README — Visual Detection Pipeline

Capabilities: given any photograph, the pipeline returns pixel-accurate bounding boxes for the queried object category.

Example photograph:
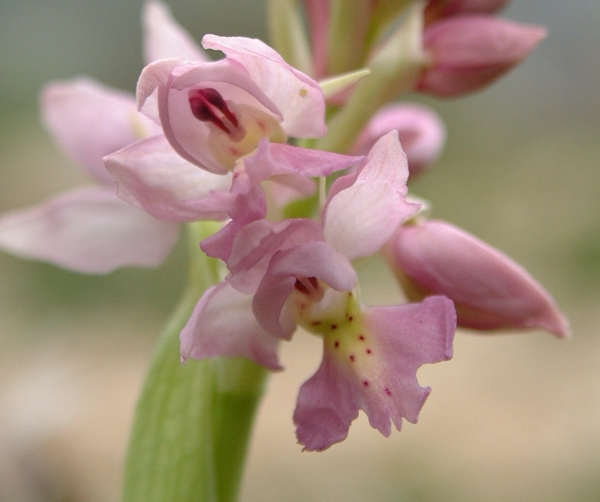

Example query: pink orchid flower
[132,34,326,175]
[384,220,570,337]
[350,103,446,177]
[181,132,457,451]
[419,15,547,97]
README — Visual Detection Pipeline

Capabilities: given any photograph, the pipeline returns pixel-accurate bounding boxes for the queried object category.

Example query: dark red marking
[349,354,355,362]
[362,380,369,387]
[358,335,365,341]
[294,279,310,295]
[366,349,372,354]
[384,387,392,396]
[330,324,338,330]
[334,341,340,348]
[189,88,239,134]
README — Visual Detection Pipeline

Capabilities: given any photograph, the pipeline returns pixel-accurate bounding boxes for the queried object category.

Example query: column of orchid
[0,1,569,501]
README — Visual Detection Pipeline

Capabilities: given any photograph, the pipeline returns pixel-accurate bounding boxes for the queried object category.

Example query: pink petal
[0,187,179,274]
[235,140,362,195]
[387,220,570,337]
[202,35,327,138]
[294,296,456,451]
[226,218,325,294]
[41,78,159,185]
[324,131,420,261]
[181,281,282,370]
[104,134,232,222]
[252,241,358,339]
[143,0,207,64]
[350,103,446,177]
[419,16,546,96]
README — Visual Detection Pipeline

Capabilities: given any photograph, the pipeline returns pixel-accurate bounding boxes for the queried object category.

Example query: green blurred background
[1,1,599,501]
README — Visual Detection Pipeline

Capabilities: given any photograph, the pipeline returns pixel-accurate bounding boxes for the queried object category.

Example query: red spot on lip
[349,354,355,362]
[384,387,392,396]
[366,349,372,354]
[311,320,322,326]
[358,335,365,341]
[330,324,338,330]
[362,380,369,387]
[334,341,340,348]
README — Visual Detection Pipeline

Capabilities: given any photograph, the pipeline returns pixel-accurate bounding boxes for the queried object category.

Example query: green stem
[122,222,268,502]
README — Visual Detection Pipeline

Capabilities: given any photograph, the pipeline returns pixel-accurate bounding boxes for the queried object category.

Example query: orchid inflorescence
[0,0,568,461]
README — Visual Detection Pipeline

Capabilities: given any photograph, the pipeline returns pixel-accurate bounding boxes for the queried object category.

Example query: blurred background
[1,1,599,500]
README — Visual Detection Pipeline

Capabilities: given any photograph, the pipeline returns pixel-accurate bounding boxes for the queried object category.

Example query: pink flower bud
[384,220,570,337]
[425,0,510,24]
[418,16,547,97]
[350,104,446,177]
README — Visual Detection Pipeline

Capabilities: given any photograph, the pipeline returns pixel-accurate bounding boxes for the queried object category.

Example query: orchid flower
[129,34,326,175]
[181,132,457,450]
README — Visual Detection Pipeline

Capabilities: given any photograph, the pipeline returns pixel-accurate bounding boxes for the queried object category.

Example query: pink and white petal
[202,35,327,138]
[324,131,420,261]
[143,0,207,64]
[294,296,456,451]
[180,281,282,370]
[104,135,232,222]
[136,58,183,123]
[0,187,179,274]
[252,242,358,339]
[200,185,267,262]
[389,220,571,337]
[235,141,361,195]
[41,78,159,185]
[350,103,446,176]
[227,218,325,294]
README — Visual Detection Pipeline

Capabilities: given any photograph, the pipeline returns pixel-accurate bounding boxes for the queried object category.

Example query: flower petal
[252,241,358,339]
[180,281,282,370]
[350,103,446,177]
[0,187,179,274]
[324,131,420,260]
[104,135,232,222]
[294,296,456,451]
[143,0,207,64]
[202,35,327,138]
[41,78,159,185]
[387,220,570,337]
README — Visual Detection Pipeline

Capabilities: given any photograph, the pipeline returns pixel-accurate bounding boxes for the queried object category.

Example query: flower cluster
[0,0,568,451]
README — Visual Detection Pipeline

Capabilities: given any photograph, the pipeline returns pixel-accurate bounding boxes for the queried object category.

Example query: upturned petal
[42,78,159,185]
[386,220,570,337]
[419,16,546,96]
[323,131,420,261]
[350,103,446,176]
[180,281,282,370]
[143,0,208,64]
[294,295,456,451]
[202,35,327,138]
[0,187,179,274]
[104,134,232,222]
